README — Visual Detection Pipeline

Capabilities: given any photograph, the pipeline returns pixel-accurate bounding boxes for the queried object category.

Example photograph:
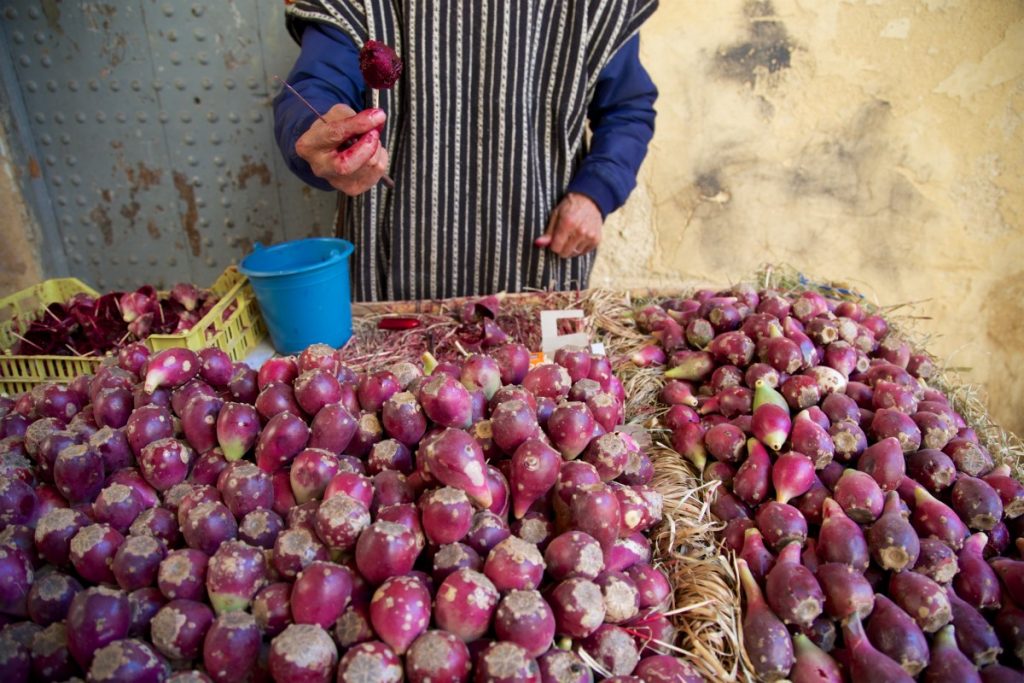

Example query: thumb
[535,205,560,247]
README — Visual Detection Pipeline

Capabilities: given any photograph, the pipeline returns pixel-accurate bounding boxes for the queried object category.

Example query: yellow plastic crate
[0,278,105,393]
[0,268,267,395]
[147,267,267,363]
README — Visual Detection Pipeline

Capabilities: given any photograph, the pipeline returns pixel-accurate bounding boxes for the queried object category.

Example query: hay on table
[608,338,749,681]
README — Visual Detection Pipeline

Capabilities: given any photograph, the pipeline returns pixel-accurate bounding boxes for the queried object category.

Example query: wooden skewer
[275,76,395,189]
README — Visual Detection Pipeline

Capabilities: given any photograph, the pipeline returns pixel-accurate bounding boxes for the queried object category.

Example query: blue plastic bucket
[239,238,355,354]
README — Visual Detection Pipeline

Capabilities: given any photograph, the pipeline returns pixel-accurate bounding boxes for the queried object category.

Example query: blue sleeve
[566,35,658,218]
[273,23,368,191]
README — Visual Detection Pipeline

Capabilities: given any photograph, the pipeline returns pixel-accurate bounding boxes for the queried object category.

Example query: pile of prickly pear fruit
[635,284,1024,682]
[0,318,705,681]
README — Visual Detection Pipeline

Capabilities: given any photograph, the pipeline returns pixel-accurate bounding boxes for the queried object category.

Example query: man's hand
[535,193,604,258]
[294,104,390,196]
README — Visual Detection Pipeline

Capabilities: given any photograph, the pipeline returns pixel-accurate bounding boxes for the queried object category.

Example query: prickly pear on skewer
[359,40,404,89]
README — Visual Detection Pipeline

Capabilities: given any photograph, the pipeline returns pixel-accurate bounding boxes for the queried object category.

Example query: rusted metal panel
[0,0,336,290]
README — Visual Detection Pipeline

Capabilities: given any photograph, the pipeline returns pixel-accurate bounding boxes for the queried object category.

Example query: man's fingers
[548,219,573,254]
[535,207,560,247]
[535,193,603,257]
[369,145,390,178]
[332,130,380,176]
[562,237,588,259]
[325,103,356,119]
[326,108,387,144]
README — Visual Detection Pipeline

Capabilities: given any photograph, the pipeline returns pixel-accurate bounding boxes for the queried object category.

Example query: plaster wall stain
[714,0,795,87]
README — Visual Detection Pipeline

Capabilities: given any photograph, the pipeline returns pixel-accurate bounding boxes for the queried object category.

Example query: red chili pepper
[377,317,421,330]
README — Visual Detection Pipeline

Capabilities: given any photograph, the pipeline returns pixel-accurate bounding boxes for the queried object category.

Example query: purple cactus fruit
[151,597,215,662]
[255,411,310,473]
[66,586,131,669]
[144,348,201,393]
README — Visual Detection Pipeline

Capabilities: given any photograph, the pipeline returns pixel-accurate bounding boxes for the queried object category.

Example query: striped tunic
[285,0,658,301]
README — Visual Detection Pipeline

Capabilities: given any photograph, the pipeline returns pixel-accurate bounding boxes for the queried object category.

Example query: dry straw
[603,292,752,681]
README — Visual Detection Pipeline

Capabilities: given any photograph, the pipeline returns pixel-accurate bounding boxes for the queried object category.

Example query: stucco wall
[594,0,1024,435]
